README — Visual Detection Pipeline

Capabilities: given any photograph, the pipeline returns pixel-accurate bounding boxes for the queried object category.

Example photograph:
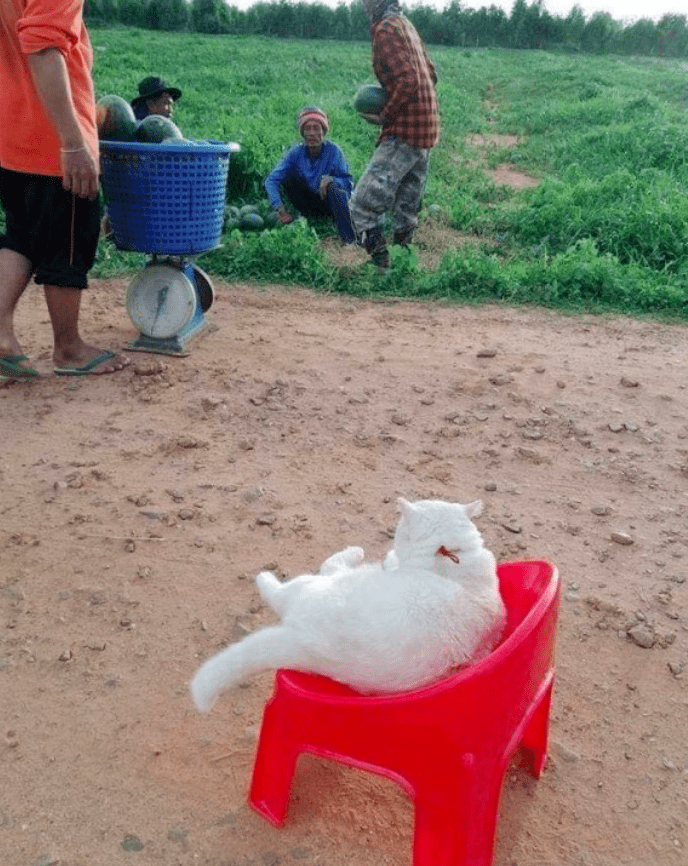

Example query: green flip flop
[54,350,117,377]
[0,354,40,379]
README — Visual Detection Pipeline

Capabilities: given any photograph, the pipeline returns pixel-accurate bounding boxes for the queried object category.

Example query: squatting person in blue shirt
[265,106,356,244]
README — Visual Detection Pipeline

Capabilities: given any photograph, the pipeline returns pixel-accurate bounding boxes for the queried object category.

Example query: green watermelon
[135,115,184,144]
[353,84,388,116]
[240,212,265,231]
[96,95,137,142]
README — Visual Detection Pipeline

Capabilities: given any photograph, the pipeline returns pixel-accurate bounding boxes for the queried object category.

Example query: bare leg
[0,248,33,365]
[44,285,129,374]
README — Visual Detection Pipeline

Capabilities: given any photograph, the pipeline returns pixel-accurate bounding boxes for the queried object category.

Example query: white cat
[190,497,506,713]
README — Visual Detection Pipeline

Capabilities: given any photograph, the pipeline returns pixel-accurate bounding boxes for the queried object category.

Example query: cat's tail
[190,625,305,713]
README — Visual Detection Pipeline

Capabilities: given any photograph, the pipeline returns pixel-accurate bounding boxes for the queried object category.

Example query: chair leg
[248,702,299,826]
[411,771,504,866]
[520,672,554,779]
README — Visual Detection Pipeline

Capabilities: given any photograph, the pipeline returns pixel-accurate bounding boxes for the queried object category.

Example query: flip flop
[0,354,40,379]
[54,349,121,377]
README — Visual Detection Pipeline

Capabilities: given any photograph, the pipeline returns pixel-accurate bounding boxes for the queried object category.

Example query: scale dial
[126,264,196,339]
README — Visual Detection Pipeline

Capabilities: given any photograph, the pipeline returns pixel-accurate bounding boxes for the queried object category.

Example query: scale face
[126,264,196,339]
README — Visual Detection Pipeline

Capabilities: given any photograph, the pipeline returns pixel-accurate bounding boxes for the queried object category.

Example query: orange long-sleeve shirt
[0,0,98,176]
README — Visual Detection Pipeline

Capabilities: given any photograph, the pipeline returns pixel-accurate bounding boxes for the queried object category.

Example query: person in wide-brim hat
[131,76,182,121]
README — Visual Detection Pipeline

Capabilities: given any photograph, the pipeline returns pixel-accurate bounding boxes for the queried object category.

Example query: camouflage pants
[349,137,430,238]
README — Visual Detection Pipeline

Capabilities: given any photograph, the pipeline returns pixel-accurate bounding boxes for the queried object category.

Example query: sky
[482,0,685,23]
[228,0,687,26]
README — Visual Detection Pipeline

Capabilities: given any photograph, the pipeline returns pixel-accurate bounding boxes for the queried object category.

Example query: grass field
[89,28,688,319]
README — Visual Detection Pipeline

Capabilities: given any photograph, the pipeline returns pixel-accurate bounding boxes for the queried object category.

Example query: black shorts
[0,167,101,289]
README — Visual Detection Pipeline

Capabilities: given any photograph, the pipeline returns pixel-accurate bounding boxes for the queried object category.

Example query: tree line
[84,0,688,58]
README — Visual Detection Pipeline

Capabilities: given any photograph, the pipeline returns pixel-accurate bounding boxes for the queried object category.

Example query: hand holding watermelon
[359,112,384,125]
[353,84,388,125]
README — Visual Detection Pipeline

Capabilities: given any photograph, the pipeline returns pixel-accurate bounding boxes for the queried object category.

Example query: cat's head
[393,497,486,564]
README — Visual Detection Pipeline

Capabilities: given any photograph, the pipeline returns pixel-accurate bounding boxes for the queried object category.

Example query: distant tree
[581,11,618,54]
[84,0,104,24]
[118,0,148,27]
[191,0,232,34]
[101,0,120,24]
[484,6,510,48]
[302,3,334,39]
[522,0,544,48]
[509,0,529,49]
[85,0,686,59]
[331,3,351,42]
[147,0,189,31]
[527,2,562,49]
[242,3,265,35]
[349,1,370,40]
[619,18,657,56]
[563,5,586,49]
[223,4,243,32]
[460,7,506,48]
[260,0,295,37]
[440,1,463,46]
[407,6,438,44]
[85,0,119,25]
[655,14,688,57]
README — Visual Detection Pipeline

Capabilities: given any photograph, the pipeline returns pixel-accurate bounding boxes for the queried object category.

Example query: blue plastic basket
[100,140,232,255]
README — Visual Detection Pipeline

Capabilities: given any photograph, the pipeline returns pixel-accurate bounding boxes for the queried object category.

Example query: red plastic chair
[249,560,560,866]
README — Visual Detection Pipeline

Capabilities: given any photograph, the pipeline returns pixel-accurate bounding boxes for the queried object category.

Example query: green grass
[88,30,688,320]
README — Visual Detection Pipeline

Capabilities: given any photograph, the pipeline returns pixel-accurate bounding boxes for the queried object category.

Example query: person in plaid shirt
[350,0,440,270]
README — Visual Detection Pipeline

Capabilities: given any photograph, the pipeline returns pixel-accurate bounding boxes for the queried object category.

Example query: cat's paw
[320,546,365,574]
[383,549,399,570]
[255,571,281,601]
[340,546,365,568]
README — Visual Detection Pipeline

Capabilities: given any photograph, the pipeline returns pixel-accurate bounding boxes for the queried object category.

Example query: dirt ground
[2,149,688,865]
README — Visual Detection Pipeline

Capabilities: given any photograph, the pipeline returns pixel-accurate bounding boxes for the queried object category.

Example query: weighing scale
[125,255,215,356]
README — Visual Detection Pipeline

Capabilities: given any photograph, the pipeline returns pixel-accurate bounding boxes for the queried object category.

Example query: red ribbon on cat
[437,546,460,563]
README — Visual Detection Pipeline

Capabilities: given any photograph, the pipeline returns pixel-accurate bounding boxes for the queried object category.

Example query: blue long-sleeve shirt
[264,140,354,209]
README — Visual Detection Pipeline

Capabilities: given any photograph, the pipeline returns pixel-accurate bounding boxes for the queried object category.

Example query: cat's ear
[397,496,412,514]
[464,500,484,519]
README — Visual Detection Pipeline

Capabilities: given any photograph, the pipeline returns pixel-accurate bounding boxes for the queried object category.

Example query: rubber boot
[393,228,414,247]
[362,226,390,271]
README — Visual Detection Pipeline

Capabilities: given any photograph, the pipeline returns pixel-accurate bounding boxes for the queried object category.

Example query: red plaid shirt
[371,12,440,150]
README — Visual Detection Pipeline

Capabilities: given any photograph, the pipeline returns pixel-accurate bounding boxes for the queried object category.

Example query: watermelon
[353,84,388,116]
[97,95,137,142]
[240,212,265,231]
[135,115,184,144]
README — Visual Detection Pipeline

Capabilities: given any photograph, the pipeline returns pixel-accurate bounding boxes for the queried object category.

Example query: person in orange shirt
[0,0,129,378]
